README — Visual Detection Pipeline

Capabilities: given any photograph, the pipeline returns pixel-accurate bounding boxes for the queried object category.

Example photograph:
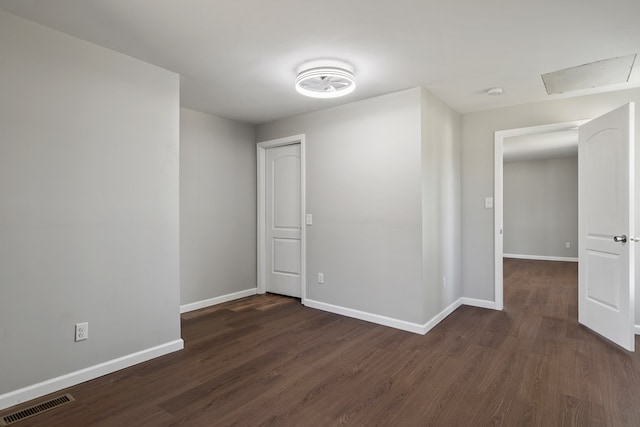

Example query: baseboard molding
[304,299,427,334]
[635,324,640,335]
[503,253,578,263]
[460,297,498,310]
[305,298,464,335]
[180,288,257,314]
[0,339,184,411]
[422,298,463,335]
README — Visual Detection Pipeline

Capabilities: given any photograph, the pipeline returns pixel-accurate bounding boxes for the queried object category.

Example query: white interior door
[265,143,302,297]
[578,103,635,351]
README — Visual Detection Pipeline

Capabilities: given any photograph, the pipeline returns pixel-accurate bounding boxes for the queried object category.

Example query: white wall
[257,89,425,323]
[0,11,181,400]
[180,108,256,306]
[257,88,462,326]
[420,89,462,318]
[461,87,640,325]
[503,157,578,259]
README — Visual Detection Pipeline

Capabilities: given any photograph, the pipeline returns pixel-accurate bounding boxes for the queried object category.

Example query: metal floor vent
[0,394,75,426]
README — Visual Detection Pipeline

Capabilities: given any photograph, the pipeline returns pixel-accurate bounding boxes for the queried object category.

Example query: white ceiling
[1,0,640,124]
[504,130,578,163]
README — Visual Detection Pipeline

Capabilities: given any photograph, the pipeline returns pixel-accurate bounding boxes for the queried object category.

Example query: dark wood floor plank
[3,259,640,426]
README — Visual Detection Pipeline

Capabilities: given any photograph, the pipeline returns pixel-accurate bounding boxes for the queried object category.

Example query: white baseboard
[304,298,464,335]
[304,299,427,334]
[460,297,498,310]
[422,298,463,335]
[503,253,578,262]
[180,288,257,314]
[635,324,640,335]
[0,339,184,411]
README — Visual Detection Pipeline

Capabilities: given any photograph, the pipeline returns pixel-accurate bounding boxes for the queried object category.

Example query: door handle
[613,235,627,243]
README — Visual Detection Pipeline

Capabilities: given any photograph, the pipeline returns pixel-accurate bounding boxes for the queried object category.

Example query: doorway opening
[494,106,637,351]
[494,120,587,311]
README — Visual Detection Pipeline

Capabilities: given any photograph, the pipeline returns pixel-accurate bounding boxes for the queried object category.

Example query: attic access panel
[542,54,636,95]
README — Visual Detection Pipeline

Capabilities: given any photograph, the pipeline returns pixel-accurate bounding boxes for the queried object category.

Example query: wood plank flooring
[3,259,640,426]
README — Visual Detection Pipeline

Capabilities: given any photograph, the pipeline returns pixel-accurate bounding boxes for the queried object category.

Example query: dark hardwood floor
[3,259,640,426]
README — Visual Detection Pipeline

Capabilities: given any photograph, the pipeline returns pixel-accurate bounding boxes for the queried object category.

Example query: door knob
[613,235,627,243]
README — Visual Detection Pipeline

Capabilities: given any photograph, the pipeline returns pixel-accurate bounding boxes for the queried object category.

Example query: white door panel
[585,129,623,235]
[273,238,301,274]
[273,155,301,231]
[578,103,635,351]
[585,248,621,310]
[265,144,301,297]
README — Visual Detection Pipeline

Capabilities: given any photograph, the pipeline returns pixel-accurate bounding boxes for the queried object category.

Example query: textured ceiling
[1,0,639,124]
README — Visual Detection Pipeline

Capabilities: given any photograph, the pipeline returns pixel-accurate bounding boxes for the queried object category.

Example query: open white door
[578,103,635,351]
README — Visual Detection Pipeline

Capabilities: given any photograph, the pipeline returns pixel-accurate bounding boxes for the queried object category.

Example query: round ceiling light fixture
[295,61,356,99]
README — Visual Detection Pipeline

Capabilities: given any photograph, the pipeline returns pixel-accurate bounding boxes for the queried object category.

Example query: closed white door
[265,143,301,297]
[578,103,635,351]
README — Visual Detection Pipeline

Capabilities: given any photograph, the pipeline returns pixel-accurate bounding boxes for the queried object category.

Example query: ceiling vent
[542,54,636,95]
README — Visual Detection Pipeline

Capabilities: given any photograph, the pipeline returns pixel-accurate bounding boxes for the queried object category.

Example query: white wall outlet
[442,276,447,289]
[75,322,88,342]
[565,242,571,249]
[484,197,493,209]
[318,272,324,284]
[306,214,313,225]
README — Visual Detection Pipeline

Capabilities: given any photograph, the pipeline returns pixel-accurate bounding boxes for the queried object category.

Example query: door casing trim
[257,134,306,303]
[494,120,587,311]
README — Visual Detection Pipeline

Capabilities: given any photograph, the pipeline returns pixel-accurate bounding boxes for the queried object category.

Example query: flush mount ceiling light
[295,61,356,98]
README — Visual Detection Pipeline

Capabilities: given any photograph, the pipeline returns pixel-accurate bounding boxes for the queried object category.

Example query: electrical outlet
[318,273,324,284]
[565,242,571,249]
[75,322,88,342]
[442,276,447,289]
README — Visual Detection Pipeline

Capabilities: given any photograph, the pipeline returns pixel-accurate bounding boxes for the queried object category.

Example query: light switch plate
[484,197,493,209]
[306,214,313,225]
